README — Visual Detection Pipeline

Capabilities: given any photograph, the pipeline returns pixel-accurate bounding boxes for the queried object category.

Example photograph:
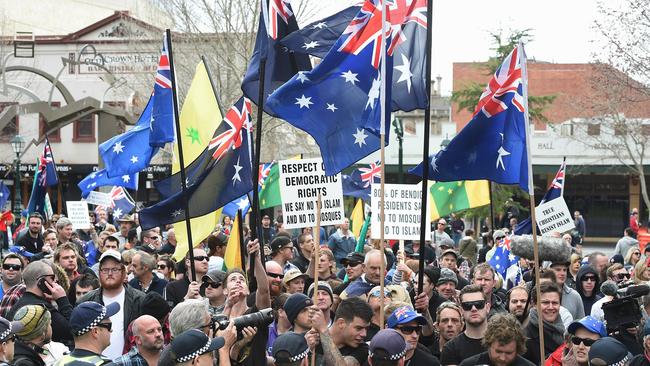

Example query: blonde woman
[624,245,642,268]
[633,259,650,284]
[566,253,582,289]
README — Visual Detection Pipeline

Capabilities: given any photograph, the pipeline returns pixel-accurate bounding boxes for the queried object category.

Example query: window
[560,123,573,136]
[39,102,61,142]
[73,114,95,142]
[0,102,19,142]
[587,123,600,136]
[614,123,627,136]
[642,124,650,136]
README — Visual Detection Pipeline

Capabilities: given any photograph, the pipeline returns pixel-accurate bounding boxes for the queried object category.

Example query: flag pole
[378,0,388,330]
[488,181,495,230]
[519,41,545,365]
[417,0,434,294]
[311,194,322,366]
[165,29,197,282]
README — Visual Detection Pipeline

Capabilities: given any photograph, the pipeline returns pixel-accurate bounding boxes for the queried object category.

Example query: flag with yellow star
[429,180,490,220]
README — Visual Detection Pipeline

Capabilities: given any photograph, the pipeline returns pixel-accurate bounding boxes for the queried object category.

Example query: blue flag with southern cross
[100,96,158,178]
[410,45,529,192]
[78,169,138,198]
[150,33,176,147]
[26,139,59,217]
[0,181,9,210]
[109,186,136,222]
[342,161,381,201]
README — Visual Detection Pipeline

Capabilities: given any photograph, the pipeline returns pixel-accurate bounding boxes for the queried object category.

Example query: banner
[65,201,91,230]
[278,158,345,229]
[84,191,112,207]
[371,184,431,240]
[535,196,575,236]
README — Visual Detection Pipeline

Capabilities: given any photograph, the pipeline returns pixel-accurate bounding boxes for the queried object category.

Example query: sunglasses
[203,281,221,289]
[633,252,641,256]
[460,300,486,311]
[396,325,422,335]
[267,272,284,279]
[582,276,597,282]
[369,289,391,298]
[495,236,505,240]
[193,256,209,262]
[2,264,22,271]
[571,336,597,347]
[345,262,362,268]
[148,236,160,240]
[96,323,112,332]
[616,273,631,280]
[157,264,167,270]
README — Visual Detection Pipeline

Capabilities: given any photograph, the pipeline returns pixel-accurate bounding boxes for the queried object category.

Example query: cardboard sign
[66,201,91,230]
[278,158,345,229]
[535,197,575,236]
[84,191,112,207]
[371,184,431,240]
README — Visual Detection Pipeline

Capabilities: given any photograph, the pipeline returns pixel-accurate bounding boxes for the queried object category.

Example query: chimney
[436,75,442,96]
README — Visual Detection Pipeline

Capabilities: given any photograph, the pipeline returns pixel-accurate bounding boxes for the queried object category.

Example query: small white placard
[535,197,575,236]
[66,201,91,230]
[371,184,431,240]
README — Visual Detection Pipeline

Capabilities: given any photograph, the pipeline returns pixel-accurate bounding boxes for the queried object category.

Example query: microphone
[622,284,650,298]
[510,235,571,263]
[600,280,619,297]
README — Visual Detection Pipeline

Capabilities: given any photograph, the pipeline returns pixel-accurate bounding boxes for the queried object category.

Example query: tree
[451,29,556,225]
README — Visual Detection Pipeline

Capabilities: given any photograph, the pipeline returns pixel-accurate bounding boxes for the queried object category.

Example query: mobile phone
[37,278,52,295]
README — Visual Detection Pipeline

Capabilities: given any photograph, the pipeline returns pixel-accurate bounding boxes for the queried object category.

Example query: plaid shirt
[114,347,148,366]
[0,284,25,318]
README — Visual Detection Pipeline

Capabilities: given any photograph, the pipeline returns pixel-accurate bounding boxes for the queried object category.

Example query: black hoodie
[576,265,602,315]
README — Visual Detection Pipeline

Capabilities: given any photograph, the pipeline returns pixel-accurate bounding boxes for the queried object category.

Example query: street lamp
[10,134,24,226]
[392,117,404,183]
[440,134,451,150]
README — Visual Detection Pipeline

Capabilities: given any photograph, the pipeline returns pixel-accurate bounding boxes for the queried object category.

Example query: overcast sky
[298,0,607,95]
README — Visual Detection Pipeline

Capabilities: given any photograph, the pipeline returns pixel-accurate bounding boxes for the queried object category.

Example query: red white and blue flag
[150,33,176,147]
[110,186,135,220]
[208,98,252,163]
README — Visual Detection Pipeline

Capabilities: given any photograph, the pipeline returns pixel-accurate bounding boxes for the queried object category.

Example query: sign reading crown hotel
[278,158,345,229]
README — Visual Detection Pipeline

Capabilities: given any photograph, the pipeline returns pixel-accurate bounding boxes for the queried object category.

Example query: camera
[602,283,650,334]
[213,308,274,333]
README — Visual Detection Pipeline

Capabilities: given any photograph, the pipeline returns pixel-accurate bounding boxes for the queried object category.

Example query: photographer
[222,239,271,366]
[601,281,649,356]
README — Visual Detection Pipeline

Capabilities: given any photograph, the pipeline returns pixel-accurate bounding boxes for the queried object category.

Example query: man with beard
[115,315,163,366]
[522,282,566,364]
[441,285,490,365]
[388,306,440,365]
[431,302,463,360]
[460,313,534,366]
[15,214,44,256]
[165,248,209,307]
[266,261,284,299]
[0,255,23,300]
[11,305,52,366]
[78,250,145,360]
[507,286,529,323]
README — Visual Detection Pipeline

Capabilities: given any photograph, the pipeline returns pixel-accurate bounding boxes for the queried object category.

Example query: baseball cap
[202,270,226,285]
[439,237,455,249]
[387,306,426,329]
[272,332,309,363]
[567,316,607,337]
[284,293,313,325]
[440,249,459,260]
[369,329,407,361]
[270,236,293,253]
[70,301,120,336]
[0,316,23,342]
[588,337,632,366]
[99,249,121,264]
[283,269,307,287]
[171,329,225,363]
[341,252,365,266]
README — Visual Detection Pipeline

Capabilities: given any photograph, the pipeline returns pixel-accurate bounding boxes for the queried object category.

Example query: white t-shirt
[102,288,126,360]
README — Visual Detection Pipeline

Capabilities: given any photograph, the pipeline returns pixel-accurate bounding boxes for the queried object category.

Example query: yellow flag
[171,61,223,261]
[223,214,242,270]
[350,198,364,239]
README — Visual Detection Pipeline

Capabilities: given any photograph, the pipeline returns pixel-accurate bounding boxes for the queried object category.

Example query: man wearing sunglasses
[547,316,606,366]
[0,255,23,300]
[58,302,118,366]
[165,248,210,308]
[576,265,602,315]
[387,305,438,365]
[441,284,490,366]
[202,270,226,316]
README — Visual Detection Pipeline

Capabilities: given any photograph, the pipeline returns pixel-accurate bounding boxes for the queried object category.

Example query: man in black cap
[202,270,226,316]
[56,301,119,366]
[283,293,314,334]
[333,253,365,296]
[169,329,229,366]
[272,332,309,366]
[270,237,298,273]
[589,337,632,366]
[439,249,469,290]
[0,316,24,365]
[367,329,407,366]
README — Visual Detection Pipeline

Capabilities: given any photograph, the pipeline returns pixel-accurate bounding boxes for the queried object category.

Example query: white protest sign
[371,184,431,240]
[66,201,91,230]
[278,158,345,229]
[535,197,575,236]
[84,191,112,207]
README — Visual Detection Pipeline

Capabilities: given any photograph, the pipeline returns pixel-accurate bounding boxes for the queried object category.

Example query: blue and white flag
[78,170,138,198]
[488,236,521,288]
[110,186,136,222]
[0,182,9,210]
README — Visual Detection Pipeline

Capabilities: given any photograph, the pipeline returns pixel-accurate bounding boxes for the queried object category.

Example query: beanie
[13,305,51,341]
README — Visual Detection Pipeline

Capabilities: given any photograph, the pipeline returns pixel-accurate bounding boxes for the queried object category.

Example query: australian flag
[514,160,566,234]
[488,236,521,288]
[0,182,9,210]
[78,170,138,198]
[26,139,58,216]
[410,45,529,192]
[110,186,136,221]
[267,0,412,175]
[100,96,158,178]
[150,33,176,147]
[280,1,428,112]
[240,0,311,114]
[139,97,254,230]
[342,161,381,200]
[222,162,273,218]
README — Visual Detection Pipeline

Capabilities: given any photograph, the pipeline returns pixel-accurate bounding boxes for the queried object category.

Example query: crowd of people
[0,208,648,366]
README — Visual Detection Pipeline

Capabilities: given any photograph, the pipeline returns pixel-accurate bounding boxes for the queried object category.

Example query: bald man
[266,261,284,298]
[115,315,164,366]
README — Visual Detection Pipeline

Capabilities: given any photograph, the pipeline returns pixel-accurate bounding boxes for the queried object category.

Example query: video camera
[212,308,274,336]
[602,283,650,334]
